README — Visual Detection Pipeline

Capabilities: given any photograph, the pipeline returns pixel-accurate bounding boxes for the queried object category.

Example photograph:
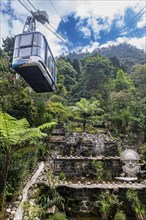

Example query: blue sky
[0,0,146,56]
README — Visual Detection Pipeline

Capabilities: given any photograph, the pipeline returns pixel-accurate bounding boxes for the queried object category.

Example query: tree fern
[0,111,56,212]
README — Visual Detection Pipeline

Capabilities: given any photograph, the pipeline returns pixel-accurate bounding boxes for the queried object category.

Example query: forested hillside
[0,37,146,215]
[67,43,146,72]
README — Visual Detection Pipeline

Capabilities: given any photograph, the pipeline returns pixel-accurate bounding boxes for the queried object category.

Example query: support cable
[118,5,146,37]
[27,0,37,11]
[123,25,146,44]
[18,0,72,47]
[18,0,32,14]
[48,0,76,43]
[121,6,146,34]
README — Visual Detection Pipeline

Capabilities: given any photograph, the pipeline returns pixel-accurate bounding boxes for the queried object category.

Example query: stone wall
[49,128,146,218]
[57,183,146,217]
[50,132,120,157]
[54,156,122,179]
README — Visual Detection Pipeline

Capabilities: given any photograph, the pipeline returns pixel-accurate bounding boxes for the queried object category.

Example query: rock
[11,210,16,215]
[14,201,19,205]
[6,208,11,213]
[18,195,22,201]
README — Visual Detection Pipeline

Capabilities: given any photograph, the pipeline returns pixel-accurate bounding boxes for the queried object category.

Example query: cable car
[12,16,57,93]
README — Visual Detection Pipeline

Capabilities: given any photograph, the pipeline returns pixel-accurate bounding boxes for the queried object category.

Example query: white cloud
[98,35,146,52]
[137,14,145,29]
[76,16,111,41]
[81,41,100,53]
[80,26,91,38]
[1,0,145,56]
[1,14,11,42]
[128,36,146,51]
[75,0,136,20]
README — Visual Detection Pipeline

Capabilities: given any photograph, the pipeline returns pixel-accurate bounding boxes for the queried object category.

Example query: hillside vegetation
[67,43,146,72]
[0,37,146,215]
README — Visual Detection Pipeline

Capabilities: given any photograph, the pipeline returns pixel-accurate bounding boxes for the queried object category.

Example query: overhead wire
[48,0,62,21]
[43,23,71,45]
[48,0,75,47]
[108,0,146,49]
[27,0,37,11]
[18,0,32,14]
[18,0,72,47]
[123,25,146,45]
[99,0,145,64]
[19,0,145,54]
[21,0,33,12]
[125,0,144,22]
[120,6,146,35]
[120,7,146,46]
[132,0,143,11]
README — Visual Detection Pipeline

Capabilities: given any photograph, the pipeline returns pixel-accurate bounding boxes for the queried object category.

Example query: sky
[0,0,146,56]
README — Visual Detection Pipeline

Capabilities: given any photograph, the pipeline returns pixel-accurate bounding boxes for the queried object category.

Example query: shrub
[92,160,103,181]
[51,212,67,220]
[114,212,126,220]
[59,172,66,181]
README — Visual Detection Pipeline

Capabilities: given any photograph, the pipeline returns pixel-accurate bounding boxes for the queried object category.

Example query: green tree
[108,69,136,135]
[0,52,39,126]
[2,37,15,62]
[126,189,146,220]
[0,111,56,213]
[133,64,146,99]
[98,190,120,220]
[71,98,104,132]
[46,101,67,124]
[57,58,77,91]
[72,59,81,76]
[113,69,131,92]
[81,54,114,98]
[110,56,126,72]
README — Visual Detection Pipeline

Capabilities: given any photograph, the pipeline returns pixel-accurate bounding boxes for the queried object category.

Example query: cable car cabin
[12,31,57,93]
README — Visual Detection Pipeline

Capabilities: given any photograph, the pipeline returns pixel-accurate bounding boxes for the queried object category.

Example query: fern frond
[38,122,57,132]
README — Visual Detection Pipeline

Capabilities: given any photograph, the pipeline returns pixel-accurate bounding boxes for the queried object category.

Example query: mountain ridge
[66,43,146,71]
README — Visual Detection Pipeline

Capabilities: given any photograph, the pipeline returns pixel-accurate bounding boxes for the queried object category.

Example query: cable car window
[47,49,51,70]
[52,62,55,76]
[33,33,38,46]
[19,47,31,57]
[14,36,20,49]
[20,34,32,47]
[54,65,57,83]
[37,34,45,49]
[13,49,19,58]
[37,47,45,60]
[32,46,37,55]
[43,37,46,51]
[48,56,52,73]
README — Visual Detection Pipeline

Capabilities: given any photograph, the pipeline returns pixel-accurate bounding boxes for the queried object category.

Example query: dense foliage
[0,37,146,217]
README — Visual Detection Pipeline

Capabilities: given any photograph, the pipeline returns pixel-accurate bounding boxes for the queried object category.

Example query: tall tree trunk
[0,150,11,215]
[83,120,86,132]
[144,127,146,143]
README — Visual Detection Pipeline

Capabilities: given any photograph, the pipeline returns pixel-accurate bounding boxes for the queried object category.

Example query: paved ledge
[55,156,120,160]
[57,181,146,189]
